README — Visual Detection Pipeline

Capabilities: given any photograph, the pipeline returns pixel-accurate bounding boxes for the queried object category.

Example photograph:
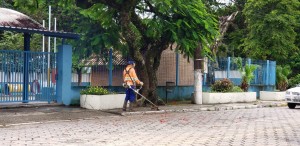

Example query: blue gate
[0,50,57,103]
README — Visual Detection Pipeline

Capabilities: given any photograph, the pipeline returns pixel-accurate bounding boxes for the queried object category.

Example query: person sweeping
[122,61,143,111]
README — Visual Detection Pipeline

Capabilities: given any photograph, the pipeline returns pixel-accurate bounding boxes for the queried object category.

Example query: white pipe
[54,17,57,53]
[48,5,51,53]
[48,5,51,86]
[42,20,45,52]
[42,20,45,84]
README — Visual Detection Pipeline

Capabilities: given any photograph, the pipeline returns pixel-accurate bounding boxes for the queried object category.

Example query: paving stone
[0,107,300,145]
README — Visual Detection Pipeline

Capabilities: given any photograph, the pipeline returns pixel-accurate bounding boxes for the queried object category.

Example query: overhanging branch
[93,0,121,9]
[144,0,171,20]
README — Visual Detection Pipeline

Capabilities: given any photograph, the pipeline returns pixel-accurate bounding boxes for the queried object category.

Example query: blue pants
[125,86,136,102]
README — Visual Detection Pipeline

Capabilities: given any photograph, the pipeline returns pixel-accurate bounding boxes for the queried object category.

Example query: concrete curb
[121,103,287,116]
[0,103,63,109]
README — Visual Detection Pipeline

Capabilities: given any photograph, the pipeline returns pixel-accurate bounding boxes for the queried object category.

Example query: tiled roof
[0,8,43,29]
[83,52,127,66]
[0,8,79,39]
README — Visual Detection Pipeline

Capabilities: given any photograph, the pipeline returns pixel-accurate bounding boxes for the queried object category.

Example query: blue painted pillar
[23,33,30,103]
[176,53,179,86]
[266,60,269,85]
[108,49,113,86]
[227,57,230,79]
[57,45,72,105]
[271,61,276,85]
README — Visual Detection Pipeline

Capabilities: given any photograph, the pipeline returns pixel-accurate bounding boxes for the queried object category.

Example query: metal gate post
[23,33,30,103]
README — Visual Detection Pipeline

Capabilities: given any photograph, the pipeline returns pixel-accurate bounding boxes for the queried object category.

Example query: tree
[201,0,248,58]
[69,0,219,102]
[217,0,247,57]
[242,0,300,64]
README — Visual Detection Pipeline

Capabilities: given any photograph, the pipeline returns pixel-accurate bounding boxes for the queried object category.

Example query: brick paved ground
[0,107,299,146]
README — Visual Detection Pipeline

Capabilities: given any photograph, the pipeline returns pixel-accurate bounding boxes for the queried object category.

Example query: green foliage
[154,0,219,57]
[0,0,14,8]
[288,54,300,77]
[240,64,258,92]
[276,65,291,91]
[233,57,258,91]
[288,74,300,88]
[0,31,42,51]
[230,86,244,92]
[233,57,243,72]
[243,64,258,84]
[80,86,110,95]
[243,0,300,63]
[0,31,23,50]
[75,0,219,58]
[233,57,258,84]
[211,78,234,92]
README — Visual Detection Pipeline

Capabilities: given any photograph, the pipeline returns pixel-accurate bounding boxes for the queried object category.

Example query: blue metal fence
[0,50,57,103]
[209,57,276,86]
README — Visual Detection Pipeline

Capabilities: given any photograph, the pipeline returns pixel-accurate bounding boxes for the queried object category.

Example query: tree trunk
[193,43,203,104]
[134,44,166,105]
[76,68,82,86]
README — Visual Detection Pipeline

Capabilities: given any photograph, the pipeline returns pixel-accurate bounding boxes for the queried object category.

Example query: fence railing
[208,57,276,86]
[71,49,276,87]
[0,50,57,103]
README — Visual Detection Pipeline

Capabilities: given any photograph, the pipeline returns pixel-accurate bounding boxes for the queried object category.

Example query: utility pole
[193,43,203,104]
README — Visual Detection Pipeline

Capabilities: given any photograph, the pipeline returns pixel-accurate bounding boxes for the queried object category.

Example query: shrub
[230,86,243,92]
[288,74,300,88]
[211,78,233,92]
[80,86,110,95]
[276,65,291,91]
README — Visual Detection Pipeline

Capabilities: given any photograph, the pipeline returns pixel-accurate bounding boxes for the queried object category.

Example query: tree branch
[211,11,239,55]
[135,6,151,12]
[131,12,147,32]
[144,0,171,20]
[92,0,121,9]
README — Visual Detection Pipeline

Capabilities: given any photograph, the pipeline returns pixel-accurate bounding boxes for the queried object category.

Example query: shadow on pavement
[0,104,118,126]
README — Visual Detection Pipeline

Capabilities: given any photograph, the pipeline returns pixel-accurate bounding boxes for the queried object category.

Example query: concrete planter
[260,91,285,101]
[80,94,125,110]
[203,92,256,104]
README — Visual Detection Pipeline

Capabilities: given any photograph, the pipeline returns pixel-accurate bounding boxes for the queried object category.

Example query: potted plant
[260,65,291,101]
[80,86,125,110]
[203,78,256,104]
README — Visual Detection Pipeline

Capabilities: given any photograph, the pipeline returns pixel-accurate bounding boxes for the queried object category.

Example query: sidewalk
[115,100,287,116]
[0,100,287,127]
